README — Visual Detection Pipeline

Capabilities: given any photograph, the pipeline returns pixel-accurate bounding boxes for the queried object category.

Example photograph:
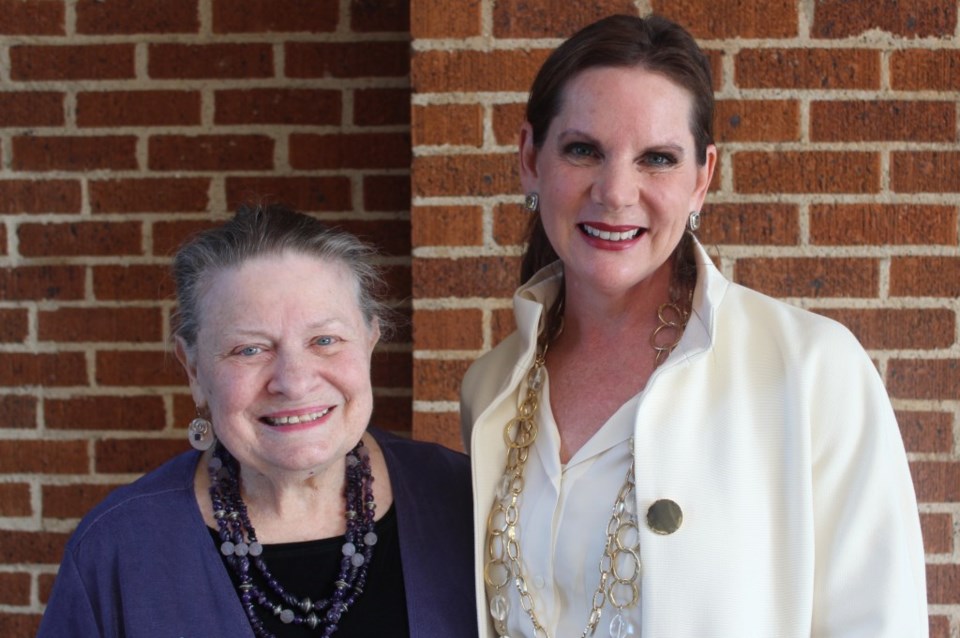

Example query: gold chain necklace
[485,295,690,638]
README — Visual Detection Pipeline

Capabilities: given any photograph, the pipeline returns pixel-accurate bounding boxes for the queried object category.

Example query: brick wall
[0,0,410,632]
[409,0,959,634]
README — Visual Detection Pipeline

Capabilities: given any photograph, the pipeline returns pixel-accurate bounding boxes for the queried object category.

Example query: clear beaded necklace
[485,294,690,638]
[208,440,377,638]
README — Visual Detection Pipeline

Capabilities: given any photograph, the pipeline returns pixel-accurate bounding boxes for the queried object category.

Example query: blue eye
[239,346,262,356]
[315,336,336,346]
[565,142,597,158]
[646,152,677,166]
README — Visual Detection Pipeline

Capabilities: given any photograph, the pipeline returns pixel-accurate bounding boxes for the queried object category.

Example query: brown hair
[521,14,714,286]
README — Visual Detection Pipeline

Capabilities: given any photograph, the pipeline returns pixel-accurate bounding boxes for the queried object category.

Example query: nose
[592,160,639,213]
[266,350,314,399]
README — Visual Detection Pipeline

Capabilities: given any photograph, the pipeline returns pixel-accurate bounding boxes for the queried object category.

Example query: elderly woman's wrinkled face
[178,251,379,477]
[520,65,716,298]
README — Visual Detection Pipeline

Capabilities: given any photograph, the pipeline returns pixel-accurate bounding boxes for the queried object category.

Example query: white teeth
[265,408,330,426]
[582,224,640,242]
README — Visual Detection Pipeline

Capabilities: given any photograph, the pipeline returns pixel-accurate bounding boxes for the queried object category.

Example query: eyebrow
[556,129,687,156]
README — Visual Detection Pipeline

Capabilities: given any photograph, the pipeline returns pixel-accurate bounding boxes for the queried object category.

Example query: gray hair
[172,203,395,349]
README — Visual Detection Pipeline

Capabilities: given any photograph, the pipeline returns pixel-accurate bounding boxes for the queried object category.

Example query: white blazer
[461,243,928,638]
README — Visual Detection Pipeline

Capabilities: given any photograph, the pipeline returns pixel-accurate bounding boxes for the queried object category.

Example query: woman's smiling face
[177,251,379,478]
[520,65,716,298]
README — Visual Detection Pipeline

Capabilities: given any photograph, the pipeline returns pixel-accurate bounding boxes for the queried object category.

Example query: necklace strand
[485,296,690,638]
[208,441,377,638]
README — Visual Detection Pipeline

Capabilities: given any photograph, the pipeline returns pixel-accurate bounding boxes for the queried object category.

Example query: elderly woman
[39,204,476,637]
[461,14,927,638]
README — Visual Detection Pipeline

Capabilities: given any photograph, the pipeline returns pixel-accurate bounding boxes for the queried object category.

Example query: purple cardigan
[38,428,477,638]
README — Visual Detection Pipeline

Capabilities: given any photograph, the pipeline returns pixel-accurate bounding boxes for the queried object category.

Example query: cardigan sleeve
[808,326,928,637]
[37,549,104,638]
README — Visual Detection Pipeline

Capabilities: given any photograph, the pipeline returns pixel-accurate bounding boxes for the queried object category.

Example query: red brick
[494,307,518,346]
[149,135,273,171]
[412,206,483,247]
[0,308,28,342]
[889,360,960,401]
[77,0,198,34]
[911,461,960,502]
[363,175,410,212]
[13,135,137,172]
[714,100,800,142]
[351,0,407,31]
[373,393,413,430]
[735,49,880,89]
[0,395,37,429]
[927,563,960,604]
[494,0,637,38]
[96,351,186,387]
[896,411,955,454]
[890,257,960,297]
[813,308,954,350]
[77,91,200,127]
[354,88,410,127]
[413,358,473,402]
[289,132,410,170]
[334,219,411,257]
[412,411,463,452]
[813,0,956,38]
[215,89,341,125]
[920,512,954,554]
[655,0,797,37]
[412,49,549,92]
[492,102,527,146]
[734,257,878,298]
[929,615,950,638]
[225,176,352,212]
[90,178,209,213]
[0,92,64,127]
[18,221,142,257]
[414,309,483,350]
[0,572,31,605]
[413,153,519,197]
[0,530,71,565]
[212,0,337,32]
[383,263,412,300]
[733,152,879,194]
[148,43,272,79]
[811,100,955,142]
[0,225,5,256]
[94,437,187,474]
[370,350,412,388]
[0,353,87,386]
[93,265,173,300]
[493,203,532,248]
[0,440,88,473]
[891,50,960,91]
[811,204,957,246]
[10,44,134,80]
[42,483,123,519]
[0,179,81,214]
[45,395,166,430]
[699,203,799,245]
[39,307,162,343]
[0,0,64,35]
[153,220,220,257]
[413,256,520,298]
[411,0,481,37]
[0,266,84,301]
[891,151,960,193]
[412,104,483,147]
[0,484,31,517]
[0,615,41,637]
[286,42,409,78]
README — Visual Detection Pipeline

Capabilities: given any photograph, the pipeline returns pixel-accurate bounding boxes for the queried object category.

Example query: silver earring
[187,412,215,451]
[688,210,701,231]
[523,192,540,213]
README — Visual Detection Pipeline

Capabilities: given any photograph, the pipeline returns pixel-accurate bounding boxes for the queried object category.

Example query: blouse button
[534,575,546,589]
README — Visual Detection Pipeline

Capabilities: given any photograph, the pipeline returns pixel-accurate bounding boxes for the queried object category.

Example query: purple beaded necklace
[207,440,377,638]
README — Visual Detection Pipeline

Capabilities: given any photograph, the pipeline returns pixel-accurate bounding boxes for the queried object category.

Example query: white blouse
[491,369,641,638]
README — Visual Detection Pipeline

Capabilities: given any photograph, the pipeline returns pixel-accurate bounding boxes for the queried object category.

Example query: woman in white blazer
[460,14,927,638]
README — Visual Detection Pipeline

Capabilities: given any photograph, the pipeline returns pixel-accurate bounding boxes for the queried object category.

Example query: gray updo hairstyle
[172,203,394,350]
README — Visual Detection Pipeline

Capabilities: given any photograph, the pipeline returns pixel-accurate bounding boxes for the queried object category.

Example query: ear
[691,144,718,211]
[174,336,206,407]
[518,122,540,195]
[367,318,381,353]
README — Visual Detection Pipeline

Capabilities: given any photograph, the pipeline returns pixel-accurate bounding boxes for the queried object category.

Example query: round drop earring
[187,410,215,451]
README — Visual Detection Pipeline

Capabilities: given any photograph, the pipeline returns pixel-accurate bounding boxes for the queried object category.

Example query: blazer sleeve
[37,549,103,638]
[808,327,928,637]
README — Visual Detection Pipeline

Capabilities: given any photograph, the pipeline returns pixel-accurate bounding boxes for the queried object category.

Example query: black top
[209,505,410,637]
